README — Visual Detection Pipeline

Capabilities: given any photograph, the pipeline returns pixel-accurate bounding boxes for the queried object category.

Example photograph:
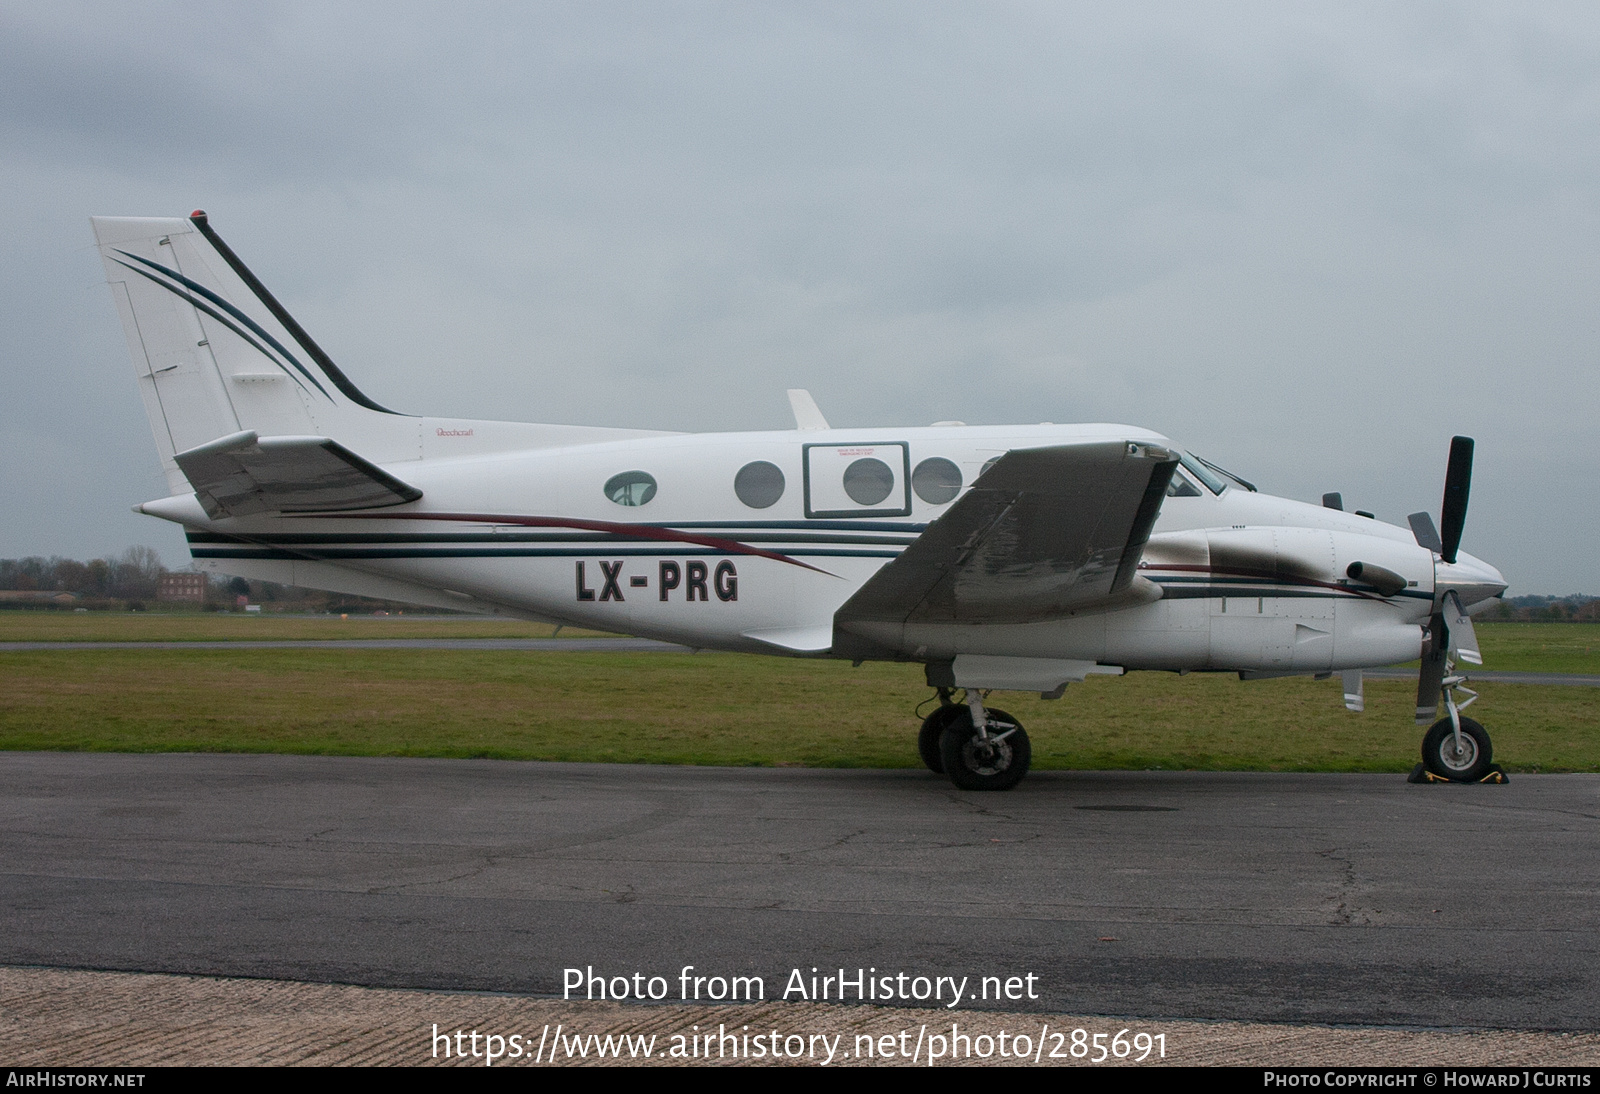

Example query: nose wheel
[1422,716,1493,782]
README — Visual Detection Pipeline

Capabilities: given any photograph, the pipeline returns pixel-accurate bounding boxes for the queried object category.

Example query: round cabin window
[734,461,785,508]
[911,457,963,505]
[604,471,657,506]
[842,457,894,506]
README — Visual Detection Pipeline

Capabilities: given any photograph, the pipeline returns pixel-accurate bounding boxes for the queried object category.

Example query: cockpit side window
[1166,470,1203,497]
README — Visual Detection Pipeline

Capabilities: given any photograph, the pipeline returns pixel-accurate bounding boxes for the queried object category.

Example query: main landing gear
[917,688,1031,791]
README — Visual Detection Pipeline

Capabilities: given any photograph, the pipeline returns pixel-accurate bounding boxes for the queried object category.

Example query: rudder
[92,212,406,495]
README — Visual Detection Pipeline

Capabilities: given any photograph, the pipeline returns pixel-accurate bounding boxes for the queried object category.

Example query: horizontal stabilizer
[173,431,422,519]
[837,440,1178,629]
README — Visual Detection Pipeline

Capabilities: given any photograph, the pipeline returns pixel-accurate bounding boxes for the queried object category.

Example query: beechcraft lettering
[92,211,1510,791]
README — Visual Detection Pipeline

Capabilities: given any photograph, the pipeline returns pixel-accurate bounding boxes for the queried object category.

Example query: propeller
[1340,437,1484,722]
[1416,608,1449,725]
[1439,436,1474,565]
[1408,436,1473,564]
[1408,436,1479,725]
[1407,513,1443,555]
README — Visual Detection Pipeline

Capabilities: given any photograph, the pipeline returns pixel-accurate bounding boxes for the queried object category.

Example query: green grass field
[4,614,1596,670]
[1462,623,1600,674]
[1,634,1595,772]
[0,612,595,642]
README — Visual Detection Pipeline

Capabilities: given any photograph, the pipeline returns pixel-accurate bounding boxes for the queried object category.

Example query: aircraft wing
[173,430,422,519]
[835,441,1177,630]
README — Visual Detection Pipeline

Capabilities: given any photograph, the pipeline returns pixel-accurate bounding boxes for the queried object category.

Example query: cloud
[1,2,1596,589]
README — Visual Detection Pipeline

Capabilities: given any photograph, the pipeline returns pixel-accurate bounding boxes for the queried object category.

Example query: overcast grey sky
[2,2,1596,592]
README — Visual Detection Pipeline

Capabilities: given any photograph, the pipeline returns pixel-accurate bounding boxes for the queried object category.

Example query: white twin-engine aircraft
[93,212,1509,791]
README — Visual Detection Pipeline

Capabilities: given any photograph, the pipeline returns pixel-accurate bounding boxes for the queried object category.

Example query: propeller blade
[1444,590,1482,666]
[1416,612,1448,726]
[1439,435,1473,564]
[1408,512,1443,554]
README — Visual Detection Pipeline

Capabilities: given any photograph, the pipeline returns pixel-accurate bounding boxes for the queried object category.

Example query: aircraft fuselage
[146,420,1500,676]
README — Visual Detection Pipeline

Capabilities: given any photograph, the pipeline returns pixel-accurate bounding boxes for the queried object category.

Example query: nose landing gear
[1413,671,1507,783]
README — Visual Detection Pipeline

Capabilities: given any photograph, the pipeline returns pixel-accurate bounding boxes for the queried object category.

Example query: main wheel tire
[917,705,966,773]
[1422,717,1493,782]
[939,708,1031,791]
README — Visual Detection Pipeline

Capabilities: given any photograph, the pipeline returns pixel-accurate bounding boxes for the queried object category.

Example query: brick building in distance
[158,573,207,604]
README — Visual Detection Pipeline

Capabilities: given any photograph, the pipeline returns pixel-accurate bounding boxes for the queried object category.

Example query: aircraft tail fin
[91,212,408,495]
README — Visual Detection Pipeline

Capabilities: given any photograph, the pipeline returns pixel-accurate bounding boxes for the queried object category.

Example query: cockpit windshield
[1179,452,1257,495]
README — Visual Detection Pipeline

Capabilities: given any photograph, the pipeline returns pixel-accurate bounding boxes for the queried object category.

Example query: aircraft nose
[1436,551,1508,608]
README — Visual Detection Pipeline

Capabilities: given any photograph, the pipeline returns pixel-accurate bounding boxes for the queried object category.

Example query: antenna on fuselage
[787,389,830,431]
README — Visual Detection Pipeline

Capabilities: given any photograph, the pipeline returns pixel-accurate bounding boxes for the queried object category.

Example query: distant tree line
[1480,595,1600,623]
[0,547,167,602]
[0,549,428,614]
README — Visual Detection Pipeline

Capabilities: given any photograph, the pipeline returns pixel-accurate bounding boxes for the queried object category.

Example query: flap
[174,430,422,518]
[836,440,1177,627]
[742,625,835,654]
[952,655,1123,691]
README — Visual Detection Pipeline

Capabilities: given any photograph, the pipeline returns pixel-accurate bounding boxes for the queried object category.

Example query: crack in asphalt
[1313,845,1370,927]
[366,854,500,894]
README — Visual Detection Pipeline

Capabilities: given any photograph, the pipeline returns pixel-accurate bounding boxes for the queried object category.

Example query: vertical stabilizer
[91,212,411,495]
